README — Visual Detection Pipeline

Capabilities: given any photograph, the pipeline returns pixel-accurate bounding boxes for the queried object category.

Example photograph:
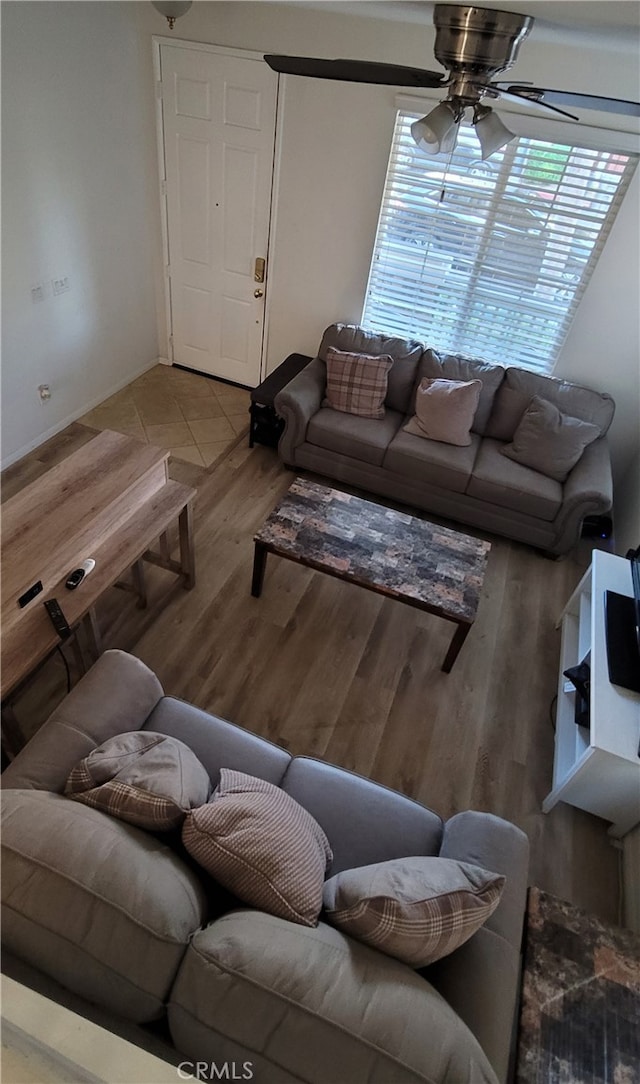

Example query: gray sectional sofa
[1,650,530,1083]
[275,324,615,555]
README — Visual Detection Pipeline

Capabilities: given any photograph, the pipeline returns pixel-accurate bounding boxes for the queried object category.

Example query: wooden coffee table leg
[1,703,26,761]
[441,621,471,673]
[178,503,195,590]
[251,542,268,597]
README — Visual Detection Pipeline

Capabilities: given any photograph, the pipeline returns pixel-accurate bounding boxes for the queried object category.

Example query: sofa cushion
[307,406,404,467]
[318,323,424,414]
[182,769,332,927]
[325,347,393,419]
[485,384,531,441]
[384,429,481,494]
[502,396,600,482]
[1,789,208,1023]
[502,366,615,435]
[467,438,562,521]
[323,856,505,967]
[416,349,505,436]
[65,731,211,831]
[404,377,482,447]
[168,910,498,1084]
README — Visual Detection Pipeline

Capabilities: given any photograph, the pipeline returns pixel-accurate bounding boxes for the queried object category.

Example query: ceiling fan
[265,4,640,160]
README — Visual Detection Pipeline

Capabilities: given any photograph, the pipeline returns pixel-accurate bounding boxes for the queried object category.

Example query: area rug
[517,887,640,1083]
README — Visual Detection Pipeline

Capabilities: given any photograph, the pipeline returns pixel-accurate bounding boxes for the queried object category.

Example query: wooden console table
[1,430,196,753]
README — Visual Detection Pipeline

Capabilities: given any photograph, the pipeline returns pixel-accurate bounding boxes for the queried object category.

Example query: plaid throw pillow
[325,347,393,419]
[323,856,505,967]
[65,731,211,831]
[182,769,333,927]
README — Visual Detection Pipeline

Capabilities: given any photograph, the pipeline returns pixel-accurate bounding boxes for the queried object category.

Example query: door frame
[152,36,283,384]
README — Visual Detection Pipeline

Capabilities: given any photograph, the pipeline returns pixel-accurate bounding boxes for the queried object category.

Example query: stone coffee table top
[254,477,490,623]
[517,887,640,1083]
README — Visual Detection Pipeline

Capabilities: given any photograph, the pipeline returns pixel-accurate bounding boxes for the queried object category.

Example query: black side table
[249,353,312,448]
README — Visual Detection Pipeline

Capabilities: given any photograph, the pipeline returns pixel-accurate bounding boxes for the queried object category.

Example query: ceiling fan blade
[491,86,579,121]
[499,84,640,119]
[264,55,448,88]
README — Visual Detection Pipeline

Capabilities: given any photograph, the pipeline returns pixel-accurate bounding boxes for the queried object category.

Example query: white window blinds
[363,114,637,374]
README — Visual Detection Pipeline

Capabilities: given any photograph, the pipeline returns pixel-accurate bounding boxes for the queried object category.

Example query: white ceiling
[295,1,640,42]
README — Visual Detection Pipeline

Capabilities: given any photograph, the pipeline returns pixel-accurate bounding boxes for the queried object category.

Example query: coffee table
[252,477,490,672]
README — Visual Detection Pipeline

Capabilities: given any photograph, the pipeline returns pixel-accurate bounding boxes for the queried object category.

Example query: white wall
[614,450,640,555]
[137,1,640,484]
[1,1,159,467]
[556,167,640,484]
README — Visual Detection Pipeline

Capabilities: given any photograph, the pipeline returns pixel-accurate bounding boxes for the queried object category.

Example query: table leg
[1,703,26,761]
[251,542,268,598]
[249,404,255,448]
[70,631,87,676]
[84,608,103,659]
[178,502,195,589]
[159,531,171,563]
[441,621,471,673]
[132,559,148,609]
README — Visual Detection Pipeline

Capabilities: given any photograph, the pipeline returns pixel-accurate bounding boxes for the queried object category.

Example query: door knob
[254,289,264,298]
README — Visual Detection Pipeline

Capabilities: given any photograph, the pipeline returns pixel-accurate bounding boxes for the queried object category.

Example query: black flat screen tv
[604,545,640,693]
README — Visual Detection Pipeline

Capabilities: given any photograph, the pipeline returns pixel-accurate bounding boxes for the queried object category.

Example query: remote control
[65,558,96,591]
[44,598,72,640]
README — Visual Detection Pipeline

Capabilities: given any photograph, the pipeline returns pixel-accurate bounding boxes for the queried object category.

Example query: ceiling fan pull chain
[439,132,459,200]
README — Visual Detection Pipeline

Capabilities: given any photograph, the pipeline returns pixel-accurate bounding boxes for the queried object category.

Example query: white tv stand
[543,549,640,838]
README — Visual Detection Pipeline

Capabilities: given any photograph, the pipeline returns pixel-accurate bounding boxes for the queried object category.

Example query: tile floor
[80,364,251,468]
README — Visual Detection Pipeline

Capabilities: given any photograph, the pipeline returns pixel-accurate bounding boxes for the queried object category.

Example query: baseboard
[1,360,160,471]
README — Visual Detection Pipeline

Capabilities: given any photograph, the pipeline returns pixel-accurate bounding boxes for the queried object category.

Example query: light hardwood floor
[3,422,621,925]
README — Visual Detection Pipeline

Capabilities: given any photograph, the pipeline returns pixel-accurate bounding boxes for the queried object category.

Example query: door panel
[161,45,278,386]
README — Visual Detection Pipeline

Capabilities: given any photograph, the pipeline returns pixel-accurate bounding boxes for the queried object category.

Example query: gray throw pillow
[323,856,505,968]
[404,377,482,446]
[65,731,211,831]
[501,395,600,481]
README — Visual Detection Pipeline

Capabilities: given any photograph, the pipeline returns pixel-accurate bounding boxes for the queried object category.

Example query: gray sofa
[1,650,529,1083]
[275,324,615,555]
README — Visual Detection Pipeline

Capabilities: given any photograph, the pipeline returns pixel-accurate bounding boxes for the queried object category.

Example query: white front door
[159,43,278,386]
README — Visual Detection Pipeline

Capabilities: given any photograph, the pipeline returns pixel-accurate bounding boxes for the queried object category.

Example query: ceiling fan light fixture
[473,105,515,159]
[411,101,459,155]
[151,1,192,30]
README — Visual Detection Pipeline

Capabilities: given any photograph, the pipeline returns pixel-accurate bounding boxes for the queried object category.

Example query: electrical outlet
[38,384,51,403]
[51,276,70,296]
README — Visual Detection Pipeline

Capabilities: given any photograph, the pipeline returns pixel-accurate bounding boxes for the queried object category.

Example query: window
[363,113,637,374]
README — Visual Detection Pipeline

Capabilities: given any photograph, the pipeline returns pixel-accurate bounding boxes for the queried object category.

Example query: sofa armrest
[562,436,613,514]
[274,356,325,462]
[432,811,529,1083]
[1,650,164,793]
[550,437,613,555]
[439,810,529,949]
